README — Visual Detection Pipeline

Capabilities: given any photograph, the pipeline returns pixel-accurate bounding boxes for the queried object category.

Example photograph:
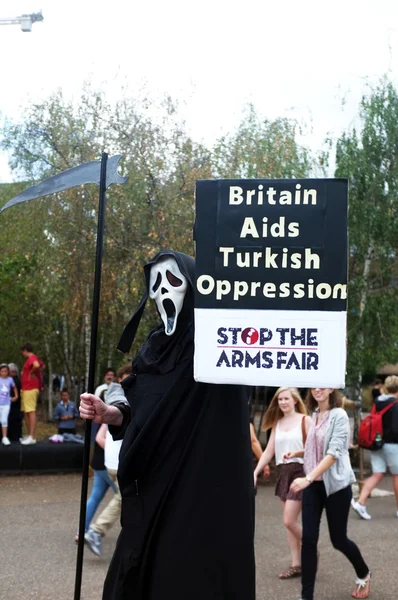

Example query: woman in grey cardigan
[286,388,371,600]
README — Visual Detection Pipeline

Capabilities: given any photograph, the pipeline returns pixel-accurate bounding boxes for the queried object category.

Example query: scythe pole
[74,151,108,599]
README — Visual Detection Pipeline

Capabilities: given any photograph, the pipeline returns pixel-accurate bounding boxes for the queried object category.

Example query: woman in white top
[254,387,312,579]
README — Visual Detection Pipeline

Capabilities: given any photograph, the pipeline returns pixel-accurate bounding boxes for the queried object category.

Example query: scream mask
[149,256,188,336]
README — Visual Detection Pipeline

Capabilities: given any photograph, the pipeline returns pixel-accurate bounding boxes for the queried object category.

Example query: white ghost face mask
[149,257,188,336]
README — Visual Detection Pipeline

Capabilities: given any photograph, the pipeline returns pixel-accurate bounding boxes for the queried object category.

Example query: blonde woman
[254,387,311,579]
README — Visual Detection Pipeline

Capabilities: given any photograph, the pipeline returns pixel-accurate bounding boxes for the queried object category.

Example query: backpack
[358,401,396,450]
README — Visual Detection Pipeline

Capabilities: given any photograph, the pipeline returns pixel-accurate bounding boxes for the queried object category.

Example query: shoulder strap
[378,402,396,416]
[301,415,307,446]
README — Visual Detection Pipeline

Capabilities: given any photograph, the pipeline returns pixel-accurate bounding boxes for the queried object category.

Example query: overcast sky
[1,0,398,181]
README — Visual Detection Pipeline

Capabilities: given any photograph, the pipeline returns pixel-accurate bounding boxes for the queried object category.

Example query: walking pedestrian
[79,250,255,600]
[84,364,132,556]
[254,387,311,579]
[352,375,398,520]
[289,388,371,600]
[74,424,117,543]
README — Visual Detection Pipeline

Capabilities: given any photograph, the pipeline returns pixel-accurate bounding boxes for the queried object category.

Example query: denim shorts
[371,443,398,475]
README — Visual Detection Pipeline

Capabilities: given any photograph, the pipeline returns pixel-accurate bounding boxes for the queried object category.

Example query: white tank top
[104,428,122,471]
[275,418,305,465]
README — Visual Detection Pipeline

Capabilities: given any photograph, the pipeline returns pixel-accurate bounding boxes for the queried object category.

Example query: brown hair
[104,367,116,377]
[20,343,34,352]
[305,388,342,413]
[262,387,307,431]
[384,376,398,394]
[117,364,132,380]
[0,363,9,373]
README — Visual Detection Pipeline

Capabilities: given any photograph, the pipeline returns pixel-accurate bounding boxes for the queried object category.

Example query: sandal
[352,572,371,599]
[278,565,301,579]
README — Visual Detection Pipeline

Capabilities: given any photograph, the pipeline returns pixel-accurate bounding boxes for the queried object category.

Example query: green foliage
[0,87,314,386]
[335,77,398,384]
[213,104,313,178]
[5,79,398,393]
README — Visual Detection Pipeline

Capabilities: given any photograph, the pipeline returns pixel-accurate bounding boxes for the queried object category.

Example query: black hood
[117,249,195,354]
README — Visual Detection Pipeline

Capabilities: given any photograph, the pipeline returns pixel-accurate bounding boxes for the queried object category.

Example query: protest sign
[194,178,348,388]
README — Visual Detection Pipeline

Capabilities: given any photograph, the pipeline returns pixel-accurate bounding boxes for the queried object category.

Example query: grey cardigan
[310,407,356,496]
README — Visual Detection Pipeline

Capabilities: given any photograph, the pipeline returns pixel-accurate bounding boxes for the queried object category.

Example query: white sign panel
[194,308,346,388]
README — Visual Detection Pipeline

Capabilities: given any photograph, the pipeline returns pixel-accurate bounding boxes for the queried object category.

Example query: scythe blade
[0,154,127,214]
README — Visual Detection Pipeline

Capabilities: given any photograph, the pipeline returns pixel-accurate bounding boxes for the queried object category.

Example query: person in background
[8,363,22,442]
[254,387,311,580]
[371,379,383,402]
[53,389,80,435]
[0,364,18,445]
[249,419,270,479]
[352,375,398,520]
[289,388,371,600]
[84,364,132,556]
[52,375,61,394]
[74,421,117,543]
[94,368,116,398]
[20,343,45,445]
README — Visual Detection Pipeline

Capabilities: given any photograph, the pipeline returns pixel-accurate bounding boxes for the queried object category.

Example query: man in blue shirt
[53,389,79,434]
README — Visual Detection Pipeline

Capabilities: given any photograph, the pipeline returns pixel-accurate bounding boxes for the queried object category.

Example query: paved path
[256,478,397,600]
[0,473,397,599]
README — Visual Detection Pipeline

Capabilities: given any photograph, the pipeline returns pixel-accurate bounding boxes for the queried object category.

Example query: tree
[0,86,213,396]
[213,104,313,178]
[335,77,398,393]
[0,87,315,409]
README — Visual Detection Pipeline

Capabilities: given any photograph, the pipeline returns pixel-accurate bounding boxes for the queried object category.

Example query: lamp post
[0,11,43,32]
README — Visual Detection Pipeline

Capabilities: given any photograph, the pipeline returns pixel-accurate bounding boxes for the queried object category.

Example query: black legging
[301,482,369,600]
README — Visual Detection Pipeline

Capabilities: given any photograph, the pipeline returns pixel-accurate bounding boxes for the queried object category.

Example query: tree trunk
[355,241,374,400]
[62,314,73,392]
[78,316,85,397]
[44,336,53,420]
[97,329,105,388]
[107,325,114,369]
[356,241,374,485]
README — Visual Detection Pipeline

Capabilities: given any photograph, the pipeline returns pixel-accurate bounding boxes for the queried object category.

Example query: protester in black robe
[80,250,255,600]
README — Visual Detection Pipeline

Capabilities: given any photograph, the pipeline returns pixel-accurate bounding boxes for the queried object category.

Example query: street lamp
[0,11,43,32]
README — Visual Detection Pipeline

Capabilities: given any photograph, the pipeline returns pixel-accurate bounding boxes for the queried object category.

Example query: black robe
[104,251,255,600]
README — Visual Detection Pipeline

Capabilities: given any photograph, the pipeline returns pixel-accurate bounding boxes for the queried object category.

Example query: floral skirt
[275,462,305,502]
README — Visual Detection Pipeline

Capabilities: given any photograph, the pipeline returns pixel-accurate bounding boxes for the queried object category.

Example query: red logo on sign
[241,328,259,345]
